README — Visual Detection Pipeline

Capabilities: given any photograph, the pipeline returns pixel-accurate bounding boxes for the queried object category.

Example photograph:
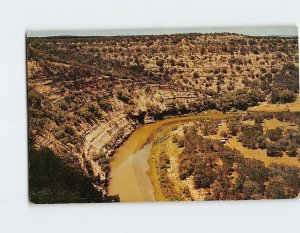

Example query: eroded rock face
[83,112,136,179]
[28,74,202,193]
[80,90,198,185]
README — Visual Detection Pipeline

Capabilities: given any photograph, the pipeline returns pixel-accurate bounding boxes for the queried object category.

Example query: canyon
[27,32,299,202]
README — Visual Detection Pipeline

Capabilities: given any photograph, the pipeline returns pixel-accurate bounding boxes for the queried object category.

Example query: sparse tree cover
[158,153,183,200]
[78,102,103,122]
[238,123,264,149]
[227,120,241,136]
[27,33,299,202]
[172,133,185,148]
[177,125,300,200]
[266,127,283,142]
[96,95,112,111]
[237,112,300,157]
[199,120,220,136]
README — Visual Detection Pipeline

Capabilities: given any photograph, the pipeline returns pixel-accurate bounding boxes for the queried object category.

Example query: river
[108,111,232,202]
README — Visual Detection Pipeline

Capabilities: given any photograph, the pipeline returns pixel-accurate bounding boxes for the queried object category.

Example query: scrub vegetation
[149,111,300,201]
[27,31,299,202]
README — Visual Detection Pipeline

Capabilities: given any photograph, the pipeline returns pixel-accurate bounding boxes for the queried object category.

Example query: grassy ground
[148,124,208,201]
[148,125,187,201]
[227,118,299,167]
[237,118,299,131]
[205,120,300,168]
[148,132,169,201]
[248,97,300,112]
[262,119,298,131]
[226,137,299,167]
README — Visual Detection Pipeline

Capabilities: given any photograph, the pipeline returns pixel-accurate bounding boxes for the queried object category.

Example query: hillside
[27,33,299,202]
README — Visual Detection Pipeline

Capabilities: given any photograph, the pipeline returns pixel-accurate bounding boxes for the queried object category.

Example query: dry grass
[226,137,299,167]
[148,126,188,201]
[148,112,238,201]
[148,124,208,201]
[243,120,255,126]
[148,139,167,201]
[204,120,300,168]
[262,119,298,131]
[249,97,300,112]
[149,115,300,202]
[203,121,228,139]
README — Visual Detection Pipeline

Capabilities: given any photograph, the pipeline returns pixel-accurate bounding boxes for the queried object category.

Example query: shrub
[156,59,164,67]
[200,120,219,136]
[257,136,267,149]
[220,130,229,138]
[172,134,184,147]
[227,120,240,136]
[266,143,283,157]
[116,89,132,104]
[238,123,263,149]
[96,95,112,111]
[91,150,106,161]
[286,142,298,157]
[153,132,169,145]
[266,127,283,142]
[55,130,66,140]
[193,72,199,79]
[97,153,110,173]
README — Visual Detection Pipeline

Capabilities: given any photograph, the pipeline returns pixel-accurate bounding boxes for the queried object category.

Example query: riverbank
[108,110,236,202]
[108,112,223,201]
[148,124,187,201]
[148,111,236,201]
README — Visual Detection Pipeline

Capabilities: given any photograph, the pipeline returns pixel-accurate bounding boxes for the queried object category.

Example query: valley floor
[249,96,300,112]
[148,110,300,201]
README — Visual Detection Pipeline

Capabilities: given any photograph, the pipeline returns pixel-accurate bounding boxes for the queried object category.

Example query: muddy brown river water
[108,112,233,202]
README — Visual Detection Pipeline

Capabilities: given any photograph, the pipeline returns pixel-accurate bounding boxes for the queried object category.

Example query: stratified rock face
[27,33,299,192]
[84,112,135,178]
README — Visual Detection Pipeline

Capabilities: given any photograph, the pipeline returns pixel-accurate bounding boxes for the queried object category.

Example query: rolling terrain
[27,32,299,202]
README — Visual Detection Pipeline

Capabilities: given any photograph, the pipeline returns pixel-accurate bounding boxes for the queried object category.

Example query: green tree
[265,176,285,199]
[227,120,240,136]
[266,127,283,142]
[242,180,260,199]
[266,143,283,157]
